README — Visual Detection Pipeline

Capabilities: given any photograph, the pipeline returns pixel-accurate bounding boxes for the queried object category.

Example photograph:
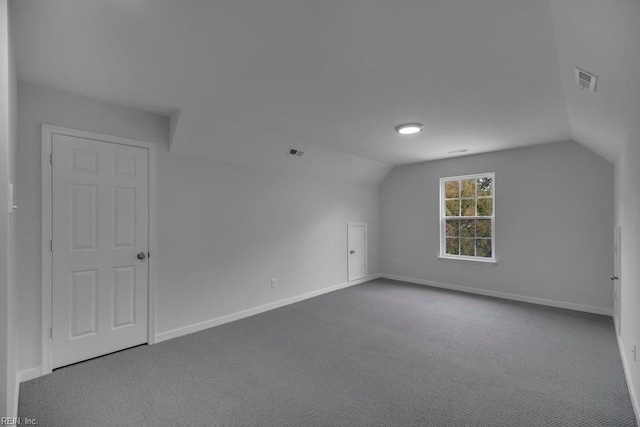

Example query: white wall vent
[288,148,304,157]
[575,67,597,92]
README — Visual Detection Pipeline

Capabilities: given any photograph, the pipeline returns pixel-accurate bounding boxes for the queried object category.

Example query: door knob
[137,252,147,261]
[610,275,619,281]
[350,250,355,254]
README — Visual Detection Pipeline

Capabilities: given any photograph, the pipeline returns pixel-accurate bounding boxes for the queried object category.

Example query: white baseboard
[617,335,640,423]
[17,275,382,382]
[12,367,42,418]
[381,274,613,316]
[155,274,382,343]
[12,378,18,419]
[18,367,43,384]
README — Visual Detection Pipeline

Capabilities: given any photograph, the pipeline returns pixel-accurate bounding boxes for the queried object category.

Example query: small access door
[348,223,367,281]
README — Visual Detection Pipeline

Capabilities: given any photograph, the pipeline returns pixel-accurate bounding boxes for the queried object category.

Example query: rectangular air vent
[575,67,597,92]
[288,148,304,157]
[447,149,468,155]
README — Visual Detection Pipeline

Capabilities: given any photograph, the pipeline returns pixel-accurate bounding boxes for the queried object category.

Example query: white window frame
[439,172,496,264]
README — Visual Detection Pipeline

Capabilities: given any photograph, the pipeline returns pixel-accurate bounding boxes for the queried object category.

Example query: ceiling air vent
[575,67,597,92]
[447,149,469,155]
[288,148,304,157]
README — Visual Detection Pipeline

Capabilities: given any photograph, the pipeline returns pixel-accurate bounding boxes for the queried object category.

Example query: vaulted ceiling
[10,0,640,178]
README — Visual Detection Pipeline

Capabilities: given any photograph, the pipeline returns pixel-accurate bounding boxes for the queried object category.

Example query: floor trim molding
[12,377,19,419]
[617,335,640,423]
[14,367,43,416]
[20,275,382,383]
[381,274,613,316]
[19,367,43,384]
[155,274,382,343]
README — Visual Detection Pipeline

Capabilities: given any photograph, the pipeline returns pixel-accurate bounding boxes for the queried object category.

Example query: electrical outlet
[271,278,278,289]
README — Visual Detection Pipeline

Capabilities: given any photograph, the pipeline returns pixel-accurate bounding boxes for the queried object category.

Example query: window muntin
[440,173,495,261]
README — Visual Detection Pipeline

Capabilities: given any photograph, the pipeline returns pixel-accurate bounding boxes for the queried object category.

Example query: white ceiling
[10,0,640,173]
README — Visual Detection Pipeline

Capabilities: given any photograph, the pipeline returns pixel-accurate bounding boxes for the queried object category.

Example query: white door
[52,134,149,368]
[613,225,621,335]
[348,223,367,281]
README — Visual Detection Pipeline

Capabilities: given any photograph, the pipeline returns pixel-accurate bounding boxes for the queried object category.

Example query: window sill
[438,255,498,265]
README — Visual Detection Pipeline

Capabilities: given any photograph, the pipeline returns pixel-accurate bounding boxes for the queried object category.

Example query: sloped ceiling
[10,0,640,181]
[547,0,640,161]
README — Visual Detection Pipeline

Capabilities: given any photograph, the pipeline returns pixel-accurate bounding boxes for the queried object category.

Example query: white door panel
[52,134,149,368]
[348,223,367,281]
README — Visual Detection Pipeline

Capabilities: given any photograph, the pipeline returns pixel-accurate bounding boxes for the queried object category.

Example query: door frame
[41,124,157,375]
[614,224,622,335]
[347,222,367,281]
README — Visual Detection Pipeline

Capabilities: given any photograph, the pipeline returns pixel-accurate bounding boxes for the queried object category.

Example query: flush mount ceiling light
[395,123,424,135]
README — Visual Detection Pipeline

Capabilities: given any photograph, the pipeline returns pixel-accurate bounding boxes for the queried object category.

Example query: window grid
[440,173,495,261]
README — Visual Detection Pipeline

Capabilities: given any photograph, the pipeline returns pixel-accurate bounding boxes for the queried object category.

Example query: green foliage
[461,199,475,216]
[476,219,491,237]
[446,220,459,237]
[476,239,492,257]
[445,181,459,199]
[477,198,493,216]
[444,177,493,217]
[445,200,459,216]
[461,179,476,197]
[460,219,475,237]
[446,238,459,255]
[460,238,475,256]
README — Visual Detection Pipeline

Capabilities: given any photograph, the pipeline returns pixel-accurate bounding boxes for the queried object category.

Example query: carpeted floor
[19,279,637,426]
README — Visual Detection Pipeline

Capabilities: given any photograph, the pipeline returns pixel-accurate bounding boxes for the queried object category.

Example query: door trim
[347,222,367,281]
[41,124,157,375]
[614,224,622,335]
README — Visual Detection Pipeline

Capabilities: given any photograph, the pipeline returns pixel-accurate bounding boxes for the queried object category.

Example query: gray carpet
[19,279,637,426]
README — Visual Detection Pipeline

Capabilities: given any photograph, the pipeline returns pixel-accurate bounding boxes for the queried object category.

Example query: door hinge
[49,327,53,339]
[50,240,53,252]
[50,153,53,165]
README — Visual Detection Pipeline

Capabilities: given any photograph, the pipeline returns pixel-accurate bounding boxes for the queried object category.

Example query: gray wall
[16,82,379,373]
[0,0,17,417]
[16,82,170,372]
[614,101,640,414]
[156,153,379,335]
[380,141,614,312]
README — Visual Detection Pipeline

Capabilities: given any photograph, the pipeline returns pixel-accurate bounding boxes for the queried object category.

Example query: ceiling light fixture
[395,123,424,135]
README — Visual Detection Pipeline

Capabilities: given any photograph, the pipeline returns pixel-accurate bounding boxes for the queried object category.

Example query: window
[440,173,495,262]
